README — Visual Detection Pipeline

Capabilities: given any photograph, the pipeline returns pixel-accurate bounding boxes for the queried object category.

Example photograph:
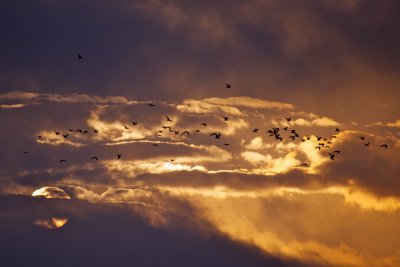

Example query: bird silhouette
[58,159,66,163]
[364,142,370,146]
[201,123,207,127]
[170,159,174,162]
[182,131,190,136]
[23,151,28,154]
[123,125,129,130]
[62,133,68,138]
[283,126,288,131]
[165,115,172,122]
[316,146,321,150]
[210,132,221,139]
[54,131,60,135]
[329,153,335,160]
[75,129,83,133]
[91,156,98,160]
[131,121,138,126]
[300,163,308,167]
[359,136,366,140]
[77,54,83,59]
[223,116,229,121]
[162,126,172,131]
[153,143,159,147]
[116,154,122,160]
[68,129,74,132]
[224,143,230,146]
[334,150,341,154]
[335,128,340,132]
[94,129,99,133]
[286,117,292,121]
[381,144,388,149]
[289,135,296,141]
[173,130,179,135]
[83,130,88,135]
[225,83,231,88]
[148,103,155,107]
[252,128,259,132]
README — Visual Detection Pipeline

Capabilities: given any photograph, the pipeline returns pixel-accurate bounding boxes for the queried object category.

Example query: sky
[0,1,400,266]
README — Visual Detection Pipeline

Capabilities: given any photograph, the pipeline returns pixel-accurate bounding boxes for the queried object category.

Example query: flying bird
[182,131,190,136]
[83,130,88,135]
[225,83,231,88]
[54,131,60,135]
[201,123,207,127]
[153,143,159,147]
[62,133,68,138]
[335,128,340,132]
[223,116,229,121]
[286,117,292,121]
[252,128,259,133]
[77,54,83,59]
[75,129,83,133]
[58,159,66,163]
[364,142,370,146]
[359,136,366,140]
[148,103,155,107]
[328,153,335,160]
[334,150,341,154]
[23,151,28,154]
[300,163,308,167]
[381,144,388,149]
[283,126,288,131]
[94,129,99,133]
[123,125,129,130]
[165,115,172,122]
[116,154,122,160]
[131,121,138,126]
[210,132,221,139]
[91,156,98,160]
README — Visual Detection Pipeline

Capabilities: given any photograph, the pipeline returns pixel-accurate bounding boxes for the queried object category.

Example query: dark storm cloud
[1,0,400,124]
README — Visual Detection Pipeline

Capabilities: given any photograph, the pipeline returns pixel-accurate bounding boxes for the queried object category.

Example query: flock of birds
[25,57,389,167]
[29,103,390,167]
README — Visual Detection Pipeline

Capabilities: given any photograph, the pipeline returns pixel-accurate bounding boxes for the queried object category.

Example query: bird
[194,129,200,132]
[300,163,308,167]
[381,144,388,149]
[123,125,129,130]
[334,150,341,154]
[75,129,83,133]
[210,132,221,139]
[225,83,231,88]
[23,151,28,154]
[335,128,340,132]
[173,130,179,135]
[54,131,60,135]
[68,129,74,132]
[91,156,98,160]
[201,123,207,127]
[289,135,296,141]
[252,128,259,133]
[331,135,337,139]
[77,54,83,59]
[286,117,292,121]
[37,135,43,139]
[329,153,335,160]
[116,154,122,160]
[62,133,69,138]
[224,143,230,146]
[359,136,366,140]
[165,115,172,122]
[58,159,66,163]
[131,121,138,126]
[170,159,174,162]
[182,131,190,136]
[148,103,155,107]
[364,142,370,146]
[223,116,229,121]
[153,143,159,147]
[94,129,99,133]
[162,126,172,131]
[283,126,288,131]
[83,130,88,135]
[316,146,321,150]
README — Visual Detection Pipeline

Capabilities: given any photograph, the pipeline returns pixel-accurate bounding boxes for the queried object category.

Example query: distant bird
[123,125,129,129]
[182,131,190,136]
[94,129,99,133]
[328,153,335,160]
[381,144,388,149]
[62,133,68,138]
[116,154,122,160]
[165,115,172,122]
[252,128,259,133]
[23,151,28,154]
[335,128,340,132]
[77,54,83,59]
[317,136,322,141]
[224,143,230,146]
[158,130,163,133]
[225,83,231,88]
[54,131,60,135]
[83,130,88,135]
[75,129,83,133]
[331,135,337,139]
[286,117,292,121]
[37,136,42,139]
[58,159,66,163]
[170,159,174,162]
[289,135,296,141]
[283,126,288,131]
[359,136,366,140]
[201,123,207,127]
[162,126,172,131]
[68,129,74,132]
[210,132,221,139]
[364,142,370,146]
[131,121,138,126]
[334,150,341,154]
[153,143,159,147]
[173,130,179,135]
[223,116,229,121]
[194,129,200,132]
[91,156,98,160]
[148,103,155,107]
[300,163,308,167]
[316,146,321,150]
